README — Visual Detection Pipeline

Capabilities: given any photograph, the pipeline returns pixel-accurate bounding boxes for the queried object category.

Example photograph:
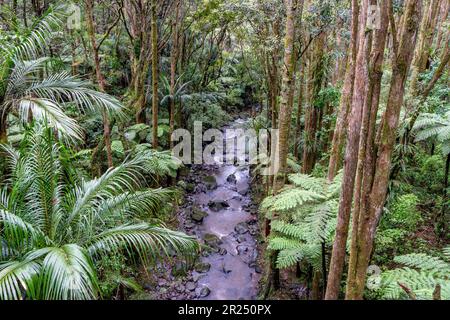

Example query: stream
[178,117,261,300]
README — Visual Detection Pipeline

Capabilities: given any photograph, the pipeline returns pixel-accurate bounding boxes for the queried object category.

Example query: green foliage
[414,111,450,156]
[262,172,342,270]
[0,125,198,300]
[387,194,422,232]
[379,247,450,300]
[182,92,231,130]
[0,5,123,142]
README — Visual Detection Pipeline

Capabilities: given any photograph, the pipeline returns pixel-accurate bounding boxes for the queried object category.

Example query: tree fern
[262,173,342,271]
[414,110,450,156]
[379,247,450,300]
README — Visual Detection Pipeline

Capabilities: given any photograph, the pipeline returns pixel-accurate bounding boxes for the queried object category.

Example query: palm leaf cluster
[0,125,199,300]
[0,5,123,142]
[261,173,342,269]
[380,247,450,300]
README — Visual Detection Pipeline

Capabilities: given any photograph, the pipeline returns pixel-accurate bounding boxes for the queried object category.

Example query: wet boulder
[208,200,229,211]
[194,262,211,273]
[221,262,232,274]
[191,207,208,223]
[203,233,222,247]
[235,222,249,235]
[203,175,218,190]
[226,173,237,184]
[186,282,197,292]
[196,286,211,298]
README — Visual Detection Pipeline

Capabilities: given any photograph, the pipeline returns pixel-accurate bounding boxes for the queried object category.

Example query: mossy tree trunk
[345,0,422,300]
[327,0,360,182]
[325,0,370,300]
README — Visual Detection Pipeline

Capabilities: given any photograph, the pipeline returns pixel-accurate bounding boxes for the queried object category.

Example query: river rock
[194,262,211,273]
[197,287,211,298]
[175,284,186,293]
[208,200,229,211]
[238,188,249,196]
[191,207,208,223]
[227,173,237,184]
[186,282,197,291]
[235,222,249,234]
[237,245,249,255]
[221,262,232,274]
[236,235,247,243]
[193,273,206,282]
[203,233,222,247]
[203,175,218,190]
[185,183,195,193]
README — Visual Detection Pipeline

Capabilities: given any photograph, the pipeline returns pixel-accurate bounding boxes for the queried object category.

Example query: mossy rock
[203,175,218,190]
[203,233,222,247]
[194,262,211,273]
[192,207,208,223]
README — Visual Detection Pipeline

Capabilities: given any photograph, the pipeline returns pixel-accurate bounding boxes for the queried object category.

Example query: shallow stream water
[181,118,261,300]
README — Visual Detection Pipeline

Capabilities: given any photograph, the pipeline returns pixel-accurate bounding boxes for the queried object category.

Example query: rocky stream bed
[144,118,262,300]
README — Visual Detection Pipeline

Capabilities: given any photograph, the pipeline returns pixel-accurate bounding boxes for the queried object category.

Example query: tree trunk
[325,0,370,300]
[293,63,305,159]
[302,32,326,174]
[346,0,390,298]
[169,0,181,149]
[151,0,159,149]
[345,0,422,300]
[265,0,301,297]
[409,0,441,97]
[273,0,300,193]
[327,0,360,181]
[85,0,114,169]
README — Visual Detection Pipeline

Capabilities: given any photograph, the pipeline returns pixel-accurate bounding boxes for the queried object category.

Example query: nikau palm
[0,125,199,300]
[0,6,122,142]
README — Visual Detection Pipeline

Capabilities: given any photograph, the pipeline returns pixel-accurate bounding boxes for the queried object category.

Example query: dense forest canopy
[0,0,449,301]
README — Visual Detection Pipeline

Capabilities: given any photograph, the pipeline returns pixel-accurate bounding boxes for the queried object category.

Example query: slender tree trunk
[325,0,370,300]
[169,0,181,149]
[0,113,7,144]
[266,0,300,297]
[409,0,441,97]
[327,0,360,181]
[302,32,326,174]
[346,0,390,298]
[435,0,449,50]
[151,0,159,149]
[273,0,300,193]
[85,0,114,168]
[293,63,304,159]
[345,0,422,300]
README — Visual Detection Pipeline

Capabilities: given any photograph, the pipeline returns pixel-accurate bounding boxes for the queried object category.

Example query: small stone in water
[194,262,211,273]
[235,222,249,234]
[186,282,197,291]
[197,287,211,298]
